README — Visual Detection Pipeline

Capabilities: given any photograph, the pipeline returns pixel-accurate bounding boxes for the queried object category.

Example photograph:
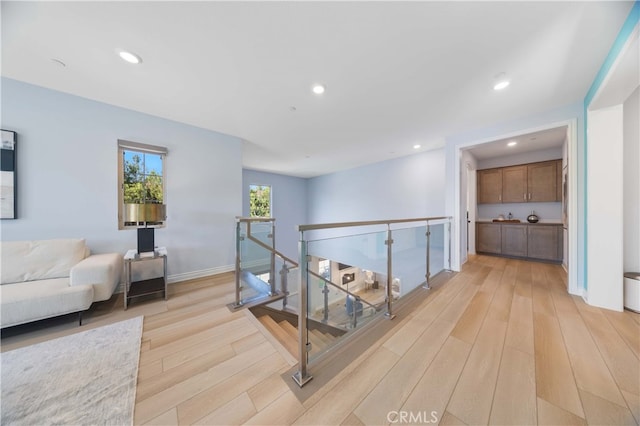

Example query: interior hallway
[2,255,638,425]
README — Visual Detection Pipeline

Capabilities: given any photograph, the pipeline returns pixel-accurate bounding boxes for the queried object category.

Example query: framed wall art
[1,130,17,219]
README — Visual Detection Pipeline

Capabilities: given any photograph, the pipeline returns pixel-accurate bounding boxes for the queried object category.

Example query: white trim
[114,264,234,293]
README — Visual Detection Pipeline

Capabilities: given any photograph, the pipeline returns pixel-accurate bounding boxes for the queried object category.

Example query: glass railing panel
[305,271,380,363]
[428,223,447,279]
[248,221,274,248]
[390,225,427,297]
[240,225,272,278]
[307,229,388,274]
[264,256,299,311]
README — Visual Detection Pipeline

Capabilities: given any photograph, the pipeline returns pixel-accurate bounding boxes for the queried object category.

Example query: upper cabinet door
[502,165,527,203]
[477,168,503,204]
[527,161,557,202]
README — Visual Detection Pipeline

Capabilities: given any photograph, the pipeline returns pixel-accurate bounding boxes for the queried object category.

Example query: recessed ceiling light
[117,50,142,64]
[507,141,517,147]
[493,72,510,91]
[312,84,326,95]
[413,144,421,149]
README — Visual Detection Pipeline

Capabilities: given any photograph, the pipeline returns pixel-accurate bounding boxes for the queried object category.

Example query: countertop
[476,220,563,225]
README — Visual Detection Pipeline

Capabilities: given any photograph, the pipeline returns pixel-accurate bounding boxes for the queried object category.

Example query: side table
[124,247,167,310]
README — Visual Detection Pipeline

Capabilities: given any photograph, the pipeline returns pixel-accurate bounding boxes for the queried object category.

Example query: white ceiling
[464,126,567,161]
[1,1,634,177]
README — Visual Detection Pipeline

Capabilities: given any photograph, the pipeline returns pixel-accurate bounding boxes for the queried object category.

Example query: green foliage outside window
[249,185,271,217]
[123,152,163,204]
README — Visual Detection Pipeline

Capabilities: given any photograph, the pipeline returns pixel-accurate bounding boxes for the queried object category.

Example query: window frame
[118,139,168,230]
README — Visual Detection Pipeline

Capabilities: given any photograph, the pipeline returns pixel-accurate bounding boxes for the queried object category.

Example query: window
[118,140,167,229]
[249,184,271,217]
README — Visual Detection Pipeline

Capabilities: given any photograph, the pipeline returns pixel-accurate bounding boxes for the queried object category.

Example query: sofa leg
[78,311,83,326]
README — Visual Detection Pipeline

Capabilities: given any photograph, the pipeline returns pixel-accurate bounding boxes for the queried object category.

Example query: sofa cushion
[1,239,87,284]
[0,278,94,328]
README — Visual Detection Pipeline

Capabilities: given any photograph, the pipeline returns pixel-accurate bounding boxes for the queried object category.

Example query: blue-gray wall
[1,78,243,281]
[242,169,307,259]
[308,149,446,224]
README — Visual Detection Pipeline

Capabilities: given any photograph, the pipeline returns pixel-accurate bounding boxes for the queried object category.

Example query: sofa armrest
[70,253,123,302]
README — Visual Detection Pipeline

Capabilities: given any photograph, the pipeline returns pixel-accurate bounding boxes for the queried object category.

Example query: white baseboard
[115,264,235,294]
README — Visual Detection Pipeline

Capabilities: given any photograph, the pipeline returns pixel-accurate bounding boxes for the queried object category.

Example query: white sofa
[0,239,122,328]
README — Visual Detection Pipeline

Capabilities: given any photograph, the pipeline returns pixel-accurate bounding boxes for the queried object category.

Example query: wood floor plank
[439,411,467,425]
[450,290,494,344]
[533,310,584,419]
[193,392,257,426]
[134,341,276,424]
[245,391,305,425]
[573,297,640,397]
[447,317,508,425]
[578,389,637,426]
[292,347,400,425]
[536,397,586,426]
[340,412,365,426]
[139,316,254,366]
[603,309,640,359]
[176,351,286,424]
[485,279,514,323]
[505,294,534,355]
[550,289,627,407]
[247,367,291,412]
[353,319,456,425]
[400,336,471,422]
[136,344,236,402]
[142,407,178,426]
[622,390,640,425]
[489,347,537,425]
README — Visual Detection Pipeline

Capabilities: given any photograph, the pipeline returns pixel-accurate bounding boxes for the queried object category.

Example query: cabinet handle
[524,193,526,200]
[499,194,501,202]
[528,193,532,200]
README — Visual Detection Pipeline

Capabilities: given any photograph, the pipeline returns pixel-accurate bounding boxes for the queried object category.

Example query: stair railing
[233,217,298,308]
[308,271,380,327]
[293,216,452,387]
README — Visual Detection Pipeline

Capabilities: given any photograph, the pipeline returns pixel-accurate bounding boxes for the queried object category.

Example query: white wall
[0,78,243,282]
[242,169,308,260]
[624,87,640,273]
[587,105,624,311]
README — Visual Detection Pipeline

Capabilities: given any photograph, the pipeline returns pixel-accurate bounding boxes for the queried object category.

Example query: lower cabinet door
[527,226,559,261]
[476,223,502,254]
[501,224,528,257]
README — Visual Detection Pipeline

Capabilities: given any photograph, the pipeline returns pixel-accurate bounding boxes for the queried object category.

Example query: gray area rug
[1,316,143,426]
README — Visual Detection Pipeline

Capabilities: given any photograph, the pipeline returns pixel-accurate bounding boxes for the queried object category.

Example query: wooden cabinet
[476,222,562,262]
[502,165,527,203]
[527,225,560,261]
[477,168,502,204]
[527,161,557,202]
[476,223,502,254]
[477,159,561,204]
[501,224,528,257]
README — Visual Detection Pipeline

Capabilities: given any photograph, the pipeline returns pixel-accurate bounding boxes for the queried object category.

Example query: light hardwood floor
[2,255,639,425]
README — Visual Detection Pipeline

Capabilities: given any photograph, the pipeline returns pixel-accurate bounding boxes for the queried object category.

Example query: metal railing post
[322,282,329,324]
[385,226,396,320]
[280,263,289,309]
[293,233,312,387]
[233,220,243,308]
[448,221,452,271]
[269,221,277,296]
[424,222,431,290]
